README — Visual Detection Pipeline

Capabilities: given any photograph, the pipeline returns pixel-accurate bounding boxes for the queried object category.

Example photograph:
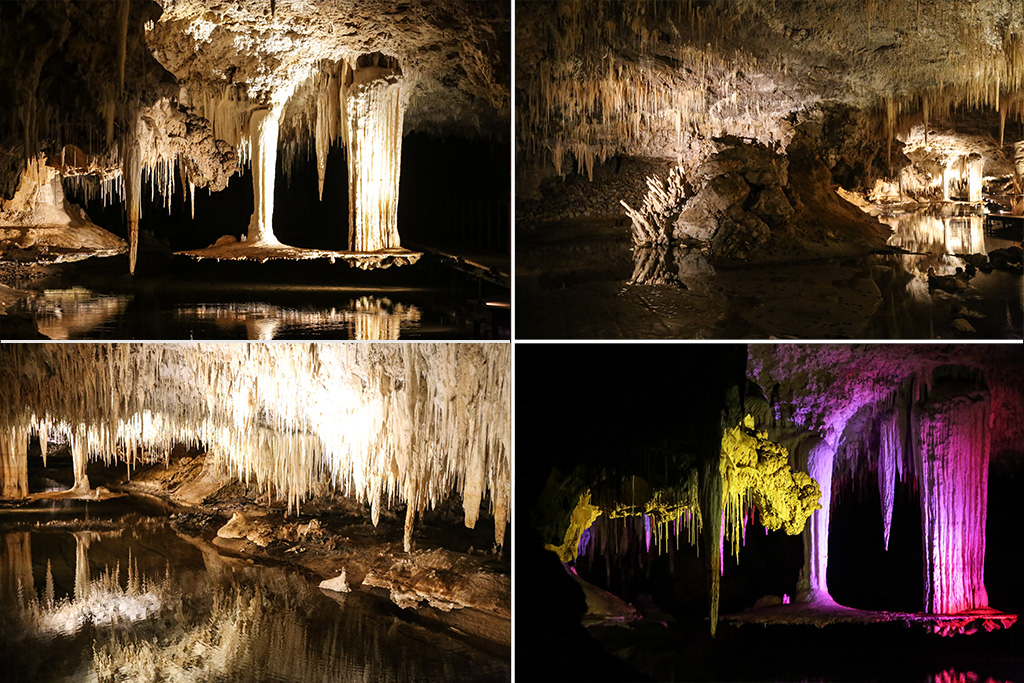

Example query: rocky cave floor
[0,450,511,655]
[516,216,1023,340]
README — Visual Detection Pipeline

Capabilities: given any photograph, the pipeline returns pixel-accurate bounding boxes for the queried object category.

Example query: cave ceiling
[0,0,510,199]
[749,344,1024,465]
[151,0,510,134]
[517,0,1024,171]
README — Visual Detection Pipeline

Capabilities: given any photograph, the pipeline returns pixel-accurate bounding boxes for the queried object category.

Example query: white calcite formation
[0,1,508,272]
[246,107,283,246]
[0,343,511,552]
[344,64,406,252]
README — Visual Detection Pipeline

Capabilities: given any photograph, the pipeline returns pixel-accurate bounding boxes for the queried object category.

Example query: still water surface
[0,499,509,682]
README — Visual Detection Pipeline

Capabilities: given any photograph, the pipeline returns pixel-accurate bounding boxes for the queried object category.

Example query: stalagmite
[246,108,283,246]
[344,60,406,252]
[914,384,991,614]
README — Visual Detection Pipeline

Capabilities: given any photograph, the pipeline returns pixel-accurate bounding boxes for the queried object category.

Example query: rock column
[344,64,405,252]
[914,386,990,614]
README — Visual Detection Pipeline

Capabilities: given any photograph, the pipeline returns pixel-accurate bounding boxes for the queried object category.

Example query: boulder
[751,186,795,227]
[320,569,351,593]
[674,173,750,241]
[951,318,977,334]
[988,246,1023,272]
[711,211,772,262]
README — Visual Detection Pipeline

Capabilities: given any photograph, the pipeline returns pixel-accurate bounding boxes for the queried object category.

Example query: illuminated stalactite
[877,406,905,551]
[122,117,142,274]
[0,426,29,499]
[547,417,820,634]
[914,387,991,614]
[71,425,91,493]
[314,68,342,202]
[0,344,510,550]
[246,108,283,246]
[344,64,405,252]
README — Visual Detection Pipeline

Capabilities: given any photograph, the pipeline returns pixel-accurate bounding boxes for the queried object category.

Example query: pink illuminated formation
[915,386,990,615]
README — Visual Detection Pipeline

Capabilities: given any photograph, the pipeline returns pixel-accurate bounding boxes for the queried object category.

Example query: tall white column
[247,107,282,246]
[797,436,837,605]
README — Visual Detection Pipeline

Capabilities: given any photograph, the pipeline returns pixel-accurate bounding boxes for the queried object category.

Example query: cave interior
[516,0,1023,340]
[517,343,1024,682]
[0,342,511,681]
[0,0,511,340]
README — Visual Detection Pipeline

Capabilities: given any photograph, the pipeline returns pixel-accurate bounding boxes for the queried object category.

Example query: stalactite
[122,116,142,274]
[0,344,511,548]
[71,424,90,492]
[914,384,991,614]
[246,108,282,245]
[117,0,130,94]
[877,407,901,551]
[343,61,406,252]
[0,426,29,499]
[551,416,819,636]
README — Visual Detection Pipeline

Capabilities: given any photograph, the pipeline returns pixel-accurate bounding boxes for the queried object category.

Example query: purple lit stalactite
[644,514,652,552]
[578,527,592,557]
[878,407,904,551]
[914,388,991,614]
[797,436,837,605]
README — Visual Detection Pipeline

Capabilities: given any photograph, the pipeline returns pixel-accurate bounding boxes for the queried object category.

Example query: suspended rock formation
[543,415,821,635]
[0,1,508,271]
[0,344,511,553]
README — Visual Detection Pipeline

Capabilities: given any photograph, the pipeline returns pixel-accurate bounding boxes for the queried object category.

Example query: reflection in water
[0,521,508,682]
[882,211,990,268]
[179,296,421,340]
[629,246,680,285]
[933,670,1017,683]
[630,246,716,291]
[17,287,130,339]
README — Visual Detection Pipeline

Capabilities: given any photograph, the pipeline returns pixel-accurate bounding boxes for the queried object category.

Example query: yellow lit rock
[544,490,603,564]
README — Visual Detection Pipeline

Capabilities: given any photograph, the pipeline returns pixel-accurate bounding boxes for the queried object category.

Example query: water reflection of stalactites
[629,245,715,292]
[0,526,507,681]
[17,287,130,339]
[94,562,507,682]
[864,255,938,338]
[1,532,33,602]
[1,530,167,640]
[883,212,987,262]
[181,296,421,340]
